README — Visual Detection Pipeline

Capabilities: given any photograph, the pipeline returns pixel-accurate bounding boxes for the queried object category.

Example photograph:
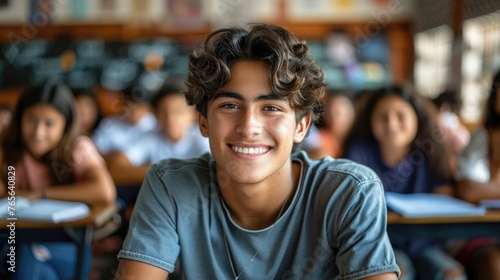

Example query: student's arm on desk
[432,184,455,196]
[363,272,398,280]
[35,165,116,206]
[456,178,500,204]
[105,152,149,186]
[115,259,169,280]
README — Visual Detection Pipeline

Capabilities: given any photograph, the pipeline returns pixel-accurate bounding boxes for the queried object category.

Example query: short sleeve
[72,136,106,178]
[456,128,490,182]
[334,179,400,279]
[117,165,180,272]
[91,118,115,154]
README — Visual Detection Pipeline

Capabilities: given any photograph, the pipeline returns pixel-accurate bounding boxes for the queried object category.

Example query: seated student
[107,78,210,186]
[452,69,500,279]
[72,87,103,136]
[431,90,471,175]
[317,90,356,158]
[0,80,115,280]
[91,80,157,158]
[344,85,465,280]
[115,23,399,280]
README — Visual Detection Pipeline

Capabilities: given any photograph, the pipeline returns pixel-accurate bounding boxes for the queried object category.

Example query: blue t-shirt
[118,151,400,279]
[345,140,445,194]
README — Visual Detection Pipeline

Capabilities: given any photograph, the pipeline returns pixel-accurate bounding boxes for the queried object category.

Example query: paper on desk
[385,192,487,218]
[0,197,90,223]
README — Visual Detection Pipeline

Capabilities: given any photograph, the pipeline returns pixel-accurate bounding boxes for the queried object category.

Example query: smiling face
[21,104,66,159]
[198,60,310,186]
[371,95,418,151]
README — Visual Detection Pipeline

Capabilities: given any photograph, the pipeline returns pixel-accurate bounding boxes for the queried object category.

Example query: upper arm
[335,178,400,278]
[115,259,169,280]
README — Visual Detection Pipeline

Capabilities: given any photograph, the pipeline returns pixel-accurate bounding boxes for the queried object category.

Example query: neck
[380,144,409,166]
[220,161,300,230]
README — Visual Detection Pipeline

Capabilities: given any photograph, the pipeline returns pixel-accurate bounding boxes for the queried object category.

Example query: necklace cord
[220,186,293,280]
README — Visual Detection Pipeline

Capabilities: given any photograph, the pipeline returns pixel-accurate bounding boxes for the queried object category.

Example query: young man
[116,23,400,280]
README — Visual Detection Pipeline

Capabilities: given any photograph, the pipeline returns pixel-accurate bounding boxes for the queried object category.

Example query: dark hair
[485,69,500,129]
[72,87,103,134]
[122,79,155,104]
[346,85,451,181]
[432,90,461,113]
[150,76,187,110]
[1,80,79,184]
[184,23,325,122]
[0,104,12,113]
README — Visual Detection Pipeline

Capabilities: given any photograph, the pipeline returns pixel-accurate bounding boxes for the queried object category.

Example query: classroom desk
[387,210,500,240]
[0,202,119,280]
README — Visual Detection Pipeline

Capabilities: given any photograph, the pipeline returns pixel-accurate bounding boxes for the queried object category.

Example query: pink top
[2,136,105,191]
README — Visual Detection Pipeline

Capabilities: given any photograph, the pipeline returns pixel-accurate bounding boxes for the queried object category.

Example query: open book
[0,197,90,223]
[385,192,487,218]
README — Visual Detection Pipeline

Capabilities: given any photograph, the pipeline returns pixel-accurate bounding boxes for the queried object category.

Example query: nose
[33,122,45,139]
[235,108,262,137]
[386,114,399,131]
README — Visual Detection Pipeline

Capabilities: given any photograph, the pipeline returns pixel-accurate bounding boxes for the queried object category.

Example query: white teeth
[232,145,269,155]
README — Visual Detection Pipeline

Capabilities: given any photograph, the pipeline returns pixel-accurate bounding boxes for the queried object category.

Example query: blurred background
[0,0,499,131]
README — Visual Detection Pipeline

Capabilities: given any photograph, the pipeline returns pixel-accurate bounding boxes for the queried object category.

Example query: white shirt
[92,113,157,154]
[124,124,210,166]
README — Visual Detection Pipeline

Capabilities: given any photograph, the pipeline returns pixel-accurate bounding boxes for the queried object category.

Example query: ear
[293,114,311,143]
[197,112,209,137]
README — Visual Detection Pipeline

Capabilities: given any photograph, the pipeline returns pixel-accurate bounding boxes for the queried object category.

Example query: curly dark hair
[184,23,325,122]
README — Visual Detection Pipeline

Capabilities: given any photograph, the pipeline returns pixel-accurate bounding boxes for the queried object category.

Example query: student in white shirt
[106,78,210,186]
[92,81,157,157]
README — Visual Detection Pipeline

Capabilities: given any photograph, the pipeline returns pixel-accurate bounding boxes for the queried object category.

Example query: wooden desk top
[387,210,500,224]
[0,202,119,229]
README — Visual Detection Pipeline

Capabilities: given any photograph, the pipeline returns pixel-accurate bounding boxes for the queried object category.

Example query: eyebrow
[213,91,287,102]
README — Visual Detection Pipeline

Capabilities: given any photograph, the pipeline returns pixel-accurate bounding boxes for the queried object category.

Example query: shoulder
[143,153,213,201]
[148,153,212,184]
[72,135,105,169]
[138,113,158,129]
[294,151,381,186]
[96,116,126,129]
[73,135,97,150]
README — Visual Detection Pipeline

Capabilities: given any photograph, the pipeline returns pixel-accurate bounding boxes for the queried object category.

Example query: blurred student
[107,79,210,186]
[345,85,465,280]
[453,69,500,279]
[431,90,471,175]
[0,104,12,136]
[318,90,355,158]
[0,80,115,280]
[432,90,470,155]
[72,87,103,136]
[91,81,157,158]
